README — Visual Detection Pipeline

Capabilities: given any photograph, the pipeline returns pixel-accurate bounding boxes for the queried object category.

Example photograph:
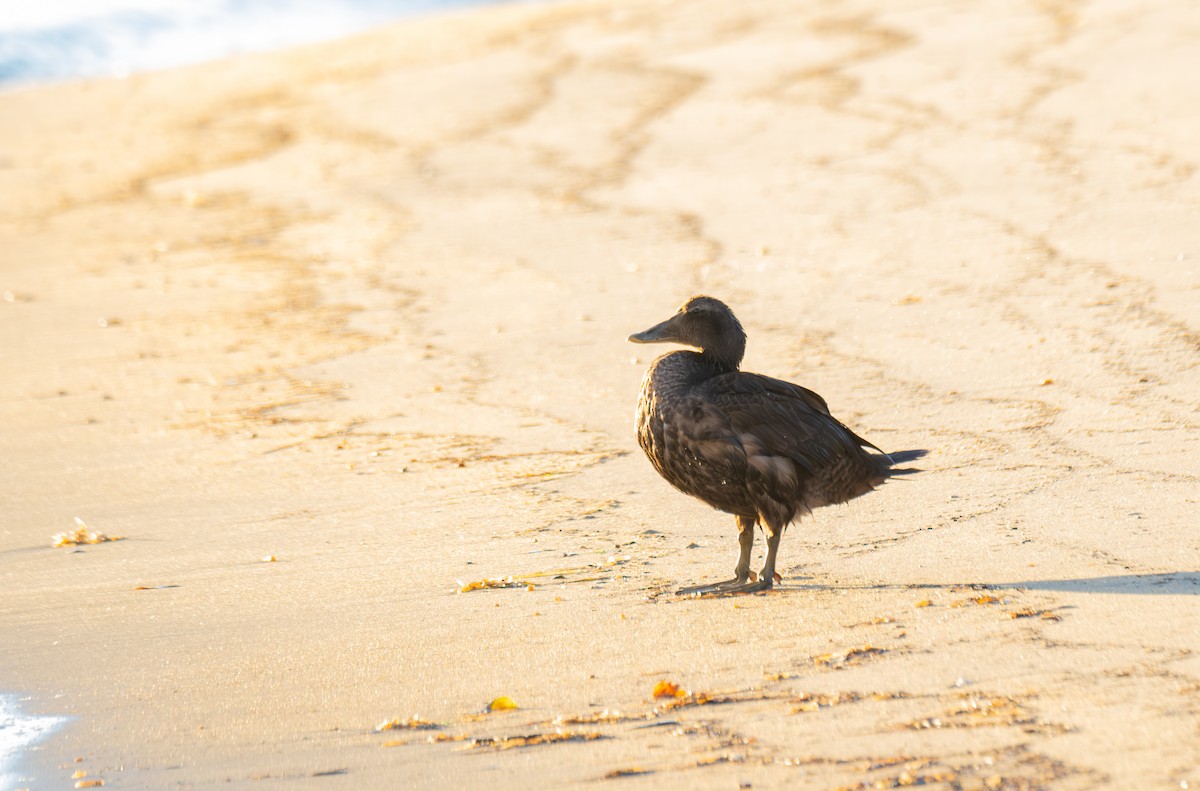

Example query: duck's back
[636,351,888,521]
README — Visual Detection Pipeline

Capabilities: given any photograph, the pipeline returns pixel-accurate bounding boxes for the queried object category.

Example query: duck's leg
[731,514,756,582]
[754,523,783,590]
[676,515,756,595]
[696,520,782,595]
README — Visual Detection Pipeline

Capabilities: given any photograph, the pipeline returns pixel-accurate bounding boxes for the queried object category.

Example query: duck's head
[628,295,746,370]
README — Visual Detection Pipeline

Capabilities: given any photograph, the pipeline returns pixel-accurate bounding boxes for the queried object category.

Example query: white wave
[0,0,507,86]
[0,695,67,790]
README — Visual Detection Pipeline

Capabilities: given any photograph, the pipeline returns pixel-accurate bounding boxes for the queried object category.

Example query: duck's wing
[658,393,747,470]
[700,372,882,476]
[655,389,822,515]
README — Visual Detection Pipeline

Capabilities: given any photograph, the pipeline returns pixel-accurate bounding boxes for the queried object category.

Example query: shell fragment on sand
[51,518,124,548]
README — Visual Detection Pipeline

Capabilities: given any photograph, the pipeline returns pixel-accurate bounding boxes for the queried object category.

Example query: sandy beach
[2,0,1198,787]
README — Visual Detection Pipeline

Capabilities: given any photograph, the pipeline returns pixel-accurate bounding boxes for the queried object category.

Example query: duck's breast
[636,360,759,515]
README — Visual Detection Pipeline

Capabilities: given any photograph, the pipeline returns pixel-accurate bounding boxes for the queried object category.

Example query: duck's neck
[700,330,745,373]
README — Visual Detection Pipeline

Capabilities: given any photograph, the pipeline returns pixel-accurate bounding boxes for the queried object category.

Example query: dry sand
[2,0,1198,788]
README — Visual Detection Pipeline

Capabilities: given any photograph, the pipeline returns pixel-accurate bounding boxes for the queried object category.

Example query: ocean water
[0,695,67,789]
[0,0,521,88]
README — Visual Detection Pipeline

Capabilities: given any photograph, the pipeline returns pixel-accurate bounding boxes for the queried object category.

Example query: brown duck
[629,295,925,594]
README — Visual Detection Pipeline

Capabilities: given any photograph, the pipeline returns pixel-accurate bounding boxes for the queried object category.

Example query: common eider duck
[629,295,925,594]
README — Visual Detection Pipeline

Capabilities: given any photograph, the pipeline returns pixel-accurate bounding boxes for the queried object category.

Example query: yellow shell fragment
[651,680,687,699]
[486,696,518,712]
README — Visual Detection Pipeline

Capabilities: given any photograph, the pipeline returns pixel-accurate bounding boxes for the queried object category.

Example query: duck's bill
[628,316,680,344]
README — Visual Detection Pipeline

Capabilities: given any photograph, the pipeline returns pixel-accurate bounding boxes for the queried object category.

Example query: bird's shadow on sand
[994,572,1200,595]
[758,572,1200,597]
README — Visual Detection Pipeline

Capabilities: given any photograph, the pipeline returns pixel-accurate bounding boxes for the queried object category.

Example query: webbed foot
[676,577,742,596]
[676,575,772,596]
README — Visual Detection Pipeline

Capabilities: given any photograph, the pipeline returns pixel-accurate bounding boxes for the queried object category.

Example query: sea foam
[0,695,67,790]
[0,0,517,87]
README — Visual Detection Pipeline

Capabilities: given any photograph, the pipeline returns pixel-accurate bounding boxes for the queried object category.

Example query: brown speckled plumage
[629,296,924,594]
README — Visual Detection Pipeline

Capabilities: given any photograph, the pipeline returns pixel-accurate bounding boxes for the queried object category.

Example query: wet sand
[1,0,1198,788]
